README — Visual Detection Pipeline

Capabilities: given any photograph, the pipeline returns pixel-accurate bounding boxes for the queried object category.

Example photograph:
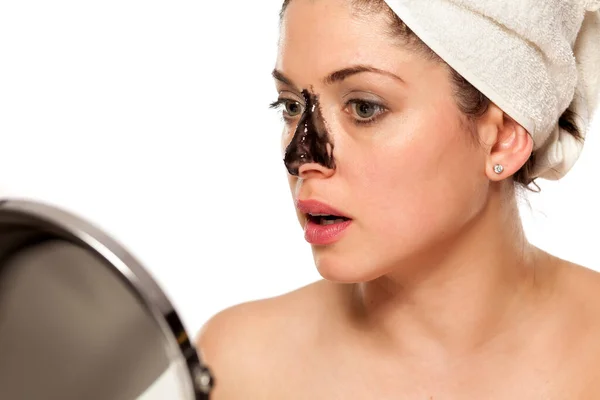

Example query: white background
[0,1,598,339]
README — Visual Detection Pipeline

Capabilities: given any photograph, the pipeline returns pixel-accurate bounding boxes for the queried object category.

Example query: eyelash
[345,99,388,126]
[269,98,388,127]
[269,99,296,124]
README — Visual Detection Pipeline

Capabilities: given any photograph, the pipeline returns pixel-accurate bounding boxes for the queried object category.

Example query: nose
[283,89,337,178]
[297,161,335,179]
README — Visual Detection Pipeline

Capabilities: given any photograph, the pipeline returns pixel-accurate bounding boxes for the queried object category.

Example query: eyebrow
[271,65,406,88]
[272,69,296,88]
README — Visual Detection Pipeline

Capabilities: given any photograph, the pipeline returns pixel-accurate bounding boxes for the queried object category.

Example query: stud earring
[494,164,504,174]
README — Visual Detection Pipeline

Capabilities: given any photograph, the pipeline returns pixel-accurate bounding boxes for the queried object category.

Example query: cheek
[349,113,486,240]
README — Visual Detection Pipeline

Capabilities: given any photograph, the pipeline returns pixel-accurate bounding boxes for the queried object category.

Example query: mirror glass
[0,199,213,400]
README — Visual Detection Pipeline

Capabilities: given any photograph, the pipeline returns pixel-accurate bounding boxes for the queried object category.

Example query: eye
[284,100,303,117]
[345,99,388,125]
[353,101,377,119]
[269,98,304,119]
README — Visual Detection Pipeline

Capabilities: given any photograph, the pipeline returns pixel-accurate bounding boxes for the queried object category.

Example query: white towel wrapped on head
[383,0,600,180]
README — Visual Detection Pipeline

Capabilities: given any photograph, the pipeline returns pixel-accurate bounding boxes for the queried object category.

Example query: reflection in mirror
[0,199,214,400]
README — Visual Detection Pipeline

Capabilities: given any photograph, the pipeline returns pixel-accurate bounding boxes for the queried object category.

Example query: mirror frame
[0,198,214,399]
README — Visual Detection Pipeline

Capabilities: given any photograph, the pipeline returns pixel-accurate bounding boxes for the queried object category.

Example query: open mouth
[307,213,351,226]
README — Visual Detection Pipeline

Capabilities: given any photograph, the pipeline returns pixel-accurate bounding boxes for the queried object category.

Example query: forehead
[276,0,417,82]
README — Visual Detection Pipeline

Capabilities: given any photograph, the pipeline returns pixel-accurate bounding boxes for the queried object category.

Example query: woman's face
[274,0,490,282]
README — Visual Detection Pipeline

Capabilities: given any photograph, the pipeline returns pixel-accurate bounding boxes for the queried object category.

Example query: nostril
[298,162,335,179]
[285,162,300,176]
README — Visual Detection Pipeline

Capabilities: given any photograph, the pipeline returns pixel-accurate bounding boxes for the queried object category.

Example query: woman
[198,0,600,398]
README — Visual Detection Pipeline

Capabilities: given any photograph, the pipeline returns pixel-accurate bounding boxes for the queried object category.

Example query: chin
[312,248,387,284]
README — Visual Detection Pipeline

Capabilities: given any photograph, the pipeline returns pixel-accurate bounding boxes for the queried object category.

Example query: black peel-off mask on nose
[284,89,336,176]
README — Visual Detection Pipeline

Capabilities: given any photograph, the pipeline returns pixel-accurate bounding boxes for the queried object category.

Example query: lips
[296,199,353,245]
[296,199,351,221]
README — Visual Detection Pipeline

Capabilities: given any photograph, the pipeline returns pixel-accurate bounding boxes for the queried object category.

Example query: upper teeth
[310,213,329,217]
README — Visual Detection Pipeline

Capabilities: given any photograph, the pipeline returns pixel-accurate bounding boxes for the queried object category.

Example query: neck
[350,184,552,358]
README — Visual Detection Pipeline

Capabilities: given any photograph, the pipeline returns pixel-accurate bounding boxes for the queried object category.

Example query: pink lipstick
[296,199,352,245]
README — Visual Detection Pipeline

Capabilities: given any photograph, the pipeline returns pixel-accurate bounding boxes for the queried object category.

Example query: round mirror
[0,199,214,400]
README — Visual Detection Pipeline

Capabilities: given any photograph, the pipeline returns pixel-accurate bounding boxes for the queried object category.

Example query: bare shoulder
[558,260,600,311]
[194,280,335,399]
[552,260,600,384]
[550,259,600,334]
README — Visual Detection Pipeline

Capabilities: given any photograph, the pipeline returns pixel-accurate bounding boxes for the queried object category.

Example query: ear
[477,103,533,181]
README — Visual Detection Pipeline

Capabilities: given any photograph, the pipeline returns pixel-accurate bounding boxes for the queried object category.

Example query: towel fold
[383,0,600,180]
